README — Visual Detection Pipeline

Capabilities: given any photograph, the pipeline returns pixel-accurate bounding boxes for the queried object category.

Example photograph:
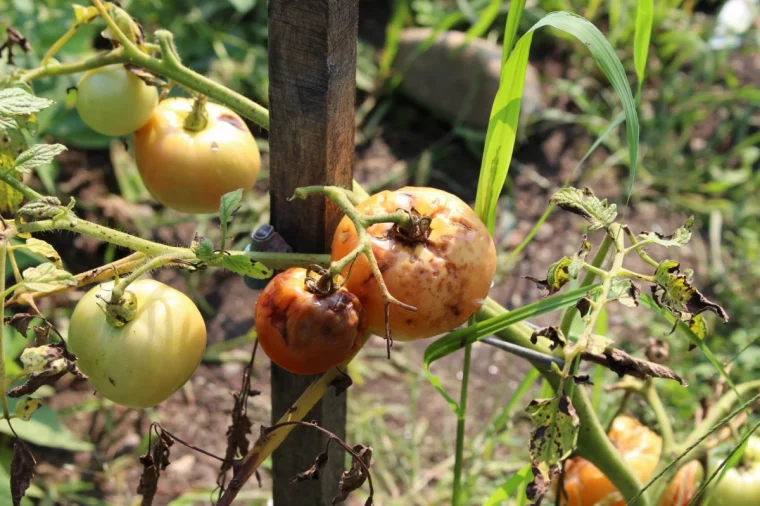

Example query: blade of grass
[379,0,410,79]
[463,0,504,43]
[484,464,532,506]
[474,11,639,233]
[634,0,654,96]
[425,284,597,411]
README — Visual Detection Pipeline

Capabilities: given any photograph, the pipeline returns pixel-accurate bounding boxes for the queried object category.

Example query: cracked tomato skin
[133,97,261,214]
[67,280,207,409]
[330,187,496,341]
[76,65,158,137]
[561,416,662,506]
[255,268,367,375]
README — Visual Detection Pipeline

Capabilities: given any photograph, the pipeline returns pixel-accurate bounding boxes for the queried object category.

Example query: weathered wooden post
[267,1,359,504]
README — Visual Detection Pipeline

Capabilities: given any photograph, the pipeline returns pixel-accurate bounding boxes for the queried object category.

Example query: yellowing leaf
[21,263,76,293]
[24,238,63,268]
[14,398,42,421]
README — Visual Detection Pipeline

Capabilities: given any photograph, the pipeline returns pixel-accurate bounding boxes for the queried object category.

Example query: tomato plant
[255,267,366,375]
[75,64,159,137]
[133,97,261,214]
[330,186,496,341]
[68,279,207,409]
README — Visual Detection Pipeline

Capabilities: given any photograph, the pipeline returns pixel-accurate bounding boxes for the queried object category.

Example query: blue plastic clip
[243,224,292,290]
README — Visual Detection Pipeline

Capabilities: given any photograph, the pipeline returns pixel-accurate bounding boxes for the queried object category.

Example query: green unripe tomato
[67,279,207,408]
[709,437,760,506]
[75,65,158,136]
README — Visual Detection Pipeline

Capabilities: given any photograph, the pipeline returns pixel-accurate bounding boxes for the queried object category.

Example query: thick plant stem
[480,301,652,506]
[0,234,9,419]
[452,340,473,506]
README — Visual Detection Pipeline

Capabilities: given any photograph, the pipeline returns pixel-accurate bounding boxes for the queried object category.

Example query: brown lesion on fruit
[263,296,290,345]
[108,376,116,386]
[217,113,247,131]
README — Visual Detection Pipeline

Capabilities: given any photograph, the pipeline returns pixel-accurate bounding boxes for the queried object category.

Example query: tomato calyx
[389,207,432,244]
[96,290,138,327]
[304,264,337,296]
[183,95,209,132]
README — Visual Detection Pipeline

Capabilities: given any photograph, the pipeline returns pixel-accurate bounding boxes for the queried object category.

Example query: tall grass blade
[474,12,639,234]
[634,0,654,95]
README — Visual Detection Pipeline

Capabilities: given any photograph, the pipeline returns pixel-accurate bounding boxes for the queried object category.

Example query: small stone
[395,28,542,130]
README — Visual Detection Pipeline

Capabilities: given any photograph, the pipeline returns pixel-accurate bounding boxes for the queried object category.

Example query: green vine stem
[478,300,653,506]
[0,232,10,419]
[452,329,473,506]
[109,253,184,303]
[291,185,417,351]
[21,1,270,130]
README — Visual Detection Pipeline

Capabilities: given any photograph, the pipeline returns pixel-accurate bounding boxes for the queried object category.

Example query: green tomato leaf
[0,88,54,116]
[21,262,76,293]
[568,236,592,279]
[215,253,273,279]
[72,4,99,22]
[14,399,42,422]
[525,394,579,504]
[192,236,215,262]
[0,123,28,214]
[651,260,728,325]
[14,144,67,174]
[608,278,640,308]
[638,216,694,248]
[551,187,617,231]
[0,398,92,451]
[219,189,243,225]
[22,238,62,268]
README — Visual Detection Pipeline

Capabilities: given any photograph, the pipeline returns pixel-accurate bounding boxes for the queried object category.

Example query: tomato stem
[183,94,209,132]
[0,233,10,420]
[109,253,186,308]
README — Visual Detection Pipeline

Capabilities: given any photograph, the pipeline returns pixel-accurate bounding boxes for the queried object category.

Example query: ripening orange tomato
[133,98,261,214]
[330,187,496,341]
[255,268,367,375]
[561,416,662,506]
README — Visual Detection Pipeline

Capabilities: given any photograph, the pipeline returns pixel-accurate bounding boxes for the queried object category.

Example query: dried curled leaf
[333,445,373,505]
[11,440,35,506]
[651,260,728,326]
[529,327,567,351]
[137,429,174,506]
[8,342,86,398]
[4,313,36,336]
[0,26,31,65]
[639,216,694,248]
[581,347,686,385]
[16,196,63,222]
[551,187,617,231]
[125,65,167,87]
[525,395,579,505]
[291,443,330,484]
[329,371,353,396]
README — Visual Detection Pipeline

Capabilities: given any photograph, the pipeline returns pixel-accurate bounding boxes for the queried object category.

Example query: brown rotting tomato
[254,267,367,375]
[330,186,496,341]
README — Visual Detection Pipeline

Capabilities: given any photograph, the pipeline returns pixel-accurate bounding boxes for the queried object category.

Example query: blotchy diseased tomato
[133,97,261,214]
[330,187,496,341]
[255,268,367,375]
[561,416,662,506]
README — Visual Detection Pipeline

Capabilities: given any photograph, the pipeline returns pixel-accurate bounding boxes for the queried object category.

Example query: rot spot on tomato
[330,186,496,341]
[255,268,367,375]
